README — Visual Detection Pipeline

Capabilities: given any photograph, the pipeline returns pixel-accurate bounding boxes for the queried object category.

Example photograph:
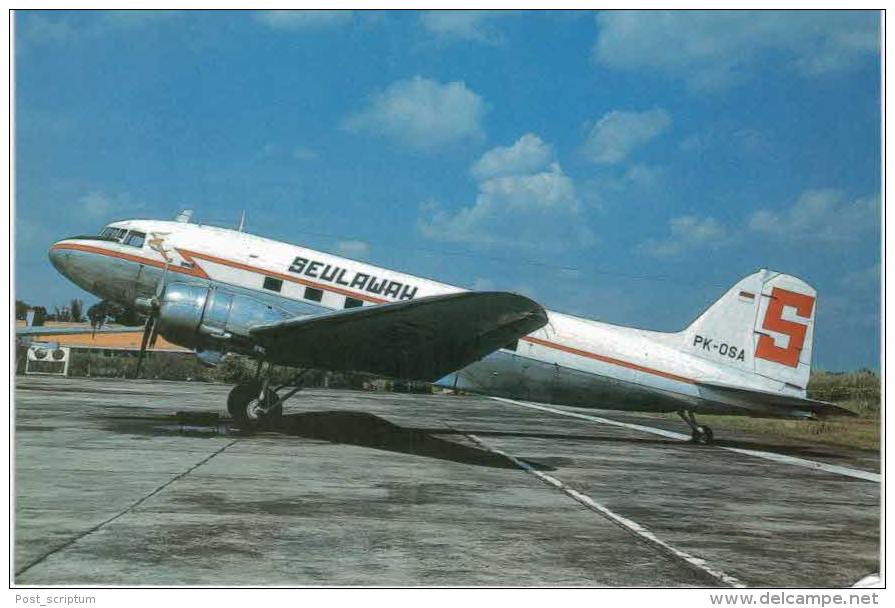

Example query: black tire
[227,381,281,429]
[690,425,714,445]
[227,381,260,425]
[262,398,283,429]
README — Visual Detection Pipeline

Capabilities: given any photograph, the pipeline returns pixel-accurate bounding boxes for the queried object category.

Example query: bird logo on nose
[147,233,173,263]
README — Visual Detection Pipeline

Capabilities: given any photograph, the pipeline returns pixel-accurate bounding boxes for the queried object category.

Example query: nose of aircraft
[48,243,70,277]
[48,240,120,301]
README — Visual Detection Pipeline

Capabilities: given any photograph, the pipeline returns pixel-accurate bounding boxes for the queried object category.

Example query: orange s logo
[754,287,815,368]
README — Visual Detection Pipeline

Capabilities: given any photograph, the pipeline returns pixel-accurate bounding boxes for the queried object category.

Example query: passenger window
[304,286,323,302]
[124,231,145,247]
[344,297,363,309]
[263,277,283,293]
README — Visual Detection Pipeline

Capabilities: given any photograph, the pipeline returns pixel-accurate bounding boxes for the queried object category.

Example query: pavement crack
[441,420,746,588]
[15,438,240,579]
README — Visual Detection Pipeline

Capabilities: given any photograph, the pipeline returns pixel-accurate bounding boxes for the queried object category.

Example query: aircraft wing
[249,291,548,382]
[697,381,858,419]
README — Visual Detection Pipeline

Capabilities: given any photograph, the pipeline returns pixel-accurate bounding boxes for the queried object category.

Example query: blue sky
[15,10,881,370]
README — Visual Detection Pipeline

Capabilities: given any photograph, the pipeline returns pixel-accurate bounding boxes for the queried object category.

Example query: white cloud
[472,277,495,291]
[840,263,880,292]
[470,277,536,298]
[80,192,116,219]
[639,189,878,259]
[679,133,709,154]
[679,128,770,156]
[334,240,370,259]
[75,190,145,222]
[748,189,879,243]
[259,143,318,162]
[419,10,506,45]
[581,108,671,165]
[99,10,179,28]
[620,164,665,190]
[255,10,352,30]
[421,134,595,250]
[594,10,879,91]
[579,164,666,211]
[420,158,594,251]
[15,216,53,248]
[819,293,879,332]
[293,146,318,161]
[641,216,728,258]
[345,76,486,150]
[21,13,78,43]
[470,133,553,180]
[21,10,179,44]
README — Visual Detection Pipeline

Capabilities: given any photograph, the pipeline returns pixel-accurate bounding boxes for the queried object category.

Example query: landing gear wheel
[228,381,282,430]
[690,425,714,445]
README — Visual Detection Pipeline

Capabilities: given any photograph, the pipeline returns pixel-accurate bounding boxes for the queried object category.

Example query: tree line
[15,298,142,326]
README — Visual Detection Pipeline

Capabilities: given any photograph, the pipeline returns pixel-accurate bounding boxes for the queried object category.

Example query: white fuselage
[48,219,787,415]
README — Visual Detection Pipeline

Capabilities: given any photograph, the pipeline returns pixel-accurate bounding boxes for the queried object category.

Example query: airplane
[46,213,855,444]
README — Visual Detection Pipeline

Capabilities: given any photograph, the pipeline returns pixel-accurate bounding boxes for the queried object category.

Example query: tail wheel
[228,381,282,429]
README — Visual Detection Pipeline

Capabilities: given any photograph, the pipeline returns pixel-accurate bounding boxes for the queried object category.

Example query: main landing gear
[677,410,714,445]
[227,362,309,430]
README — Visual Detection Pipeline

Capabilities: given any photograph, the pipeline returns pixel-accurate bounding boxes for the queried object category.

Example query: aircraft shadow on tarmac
[121,409,556,471]
[266,411,556,471]
[107,409,857,467]
[423,428,860,460]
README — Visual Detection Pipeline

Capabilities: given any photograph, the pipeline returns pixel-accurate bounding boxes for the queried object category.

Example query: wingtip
[472,291,548,333]
[503,291,548,325]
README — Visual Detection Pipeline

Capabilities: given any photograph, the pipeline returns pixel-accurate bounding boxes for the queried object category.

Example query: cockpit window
[124,231,145,248]
[99,226,127,241]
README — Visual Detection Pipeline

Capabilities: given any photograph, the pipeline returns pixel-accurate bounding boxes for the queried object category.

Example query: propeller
[133,259,169,379]
[135,315,155,377]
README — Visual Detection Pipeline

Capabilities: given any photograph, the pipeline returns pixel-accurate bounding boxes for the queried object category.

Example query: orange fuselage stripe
[520,335,696,384]
[178,248,389,304]
[51,242,210,279]
[51,241,697,386]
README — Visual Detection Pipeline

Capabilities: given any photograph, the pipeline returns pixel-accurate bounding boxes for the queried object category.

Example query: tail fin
[681,270,816,391]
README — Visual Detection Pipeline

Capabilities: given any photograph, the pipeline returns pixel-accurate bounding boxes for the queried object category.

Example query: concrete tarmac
[14,376,880,587]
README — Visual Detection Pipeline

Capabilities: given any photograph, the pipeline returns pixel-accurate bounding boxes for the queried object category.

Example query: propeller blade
[135,315,154,378]
[148,317,160,349]
[133,256,169,379]
[156,261,169,299]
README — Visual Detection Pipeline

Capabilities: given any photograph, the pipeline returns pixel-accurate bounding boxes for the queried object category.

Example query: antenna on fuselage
[237,210,246,232]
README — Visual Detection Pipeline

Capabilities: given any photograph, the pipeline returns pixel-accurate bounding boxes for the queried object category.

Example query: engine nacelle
[156,283,293,353]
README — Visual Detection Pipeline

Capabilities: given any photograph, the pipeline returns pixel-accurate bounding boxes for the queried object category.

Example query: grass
[683,370,881,451]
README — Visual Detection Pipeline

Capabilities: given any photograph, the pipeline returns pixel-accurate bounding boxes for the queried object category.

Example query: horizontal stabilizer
[697,381,857,419]
[250,291,548,382]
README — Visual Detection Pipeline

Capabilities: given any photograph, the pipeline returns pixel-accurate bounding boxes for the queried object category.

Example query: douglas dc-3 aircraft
[47,214,854,444]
